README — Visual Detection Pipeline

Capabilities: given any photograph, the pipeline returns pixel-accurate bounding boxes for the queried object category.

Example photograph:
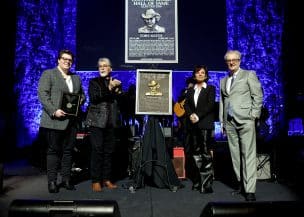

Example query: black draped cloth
[134,116,181,190]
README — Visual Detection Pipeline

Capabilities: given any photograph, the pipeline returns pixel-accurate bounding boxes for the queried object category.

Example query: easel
[131,116,180,192]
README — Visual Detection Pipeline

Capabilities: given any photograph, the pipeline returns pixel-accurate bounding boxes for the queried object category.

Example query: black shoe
[179,183,185,189]
[48,182,59,193]
[170,186,179,192]
[192,183,200,191]
[201,187,213,194]
[61,180,76,190]
[231,185,244,195]
[170,183,185,192]
[245,193,256,201]
[231,189,241,195]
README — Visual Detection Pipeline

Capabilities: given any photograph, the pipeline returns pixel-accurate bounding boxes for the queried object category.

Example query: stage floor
[0,159,302,217]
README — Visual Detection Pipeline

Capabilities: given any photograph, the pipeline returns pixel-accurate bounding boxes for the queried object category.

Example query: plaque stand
[131,116,181,192]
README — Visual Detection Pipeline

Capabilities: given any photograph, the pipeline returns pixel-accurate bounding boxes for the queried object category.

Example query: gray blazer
[38,67,85,130]
[219,69,263,127]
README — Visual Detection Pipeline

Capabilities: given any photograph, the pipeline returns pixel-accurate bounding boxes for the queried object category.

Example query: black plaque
[60,92,81,116]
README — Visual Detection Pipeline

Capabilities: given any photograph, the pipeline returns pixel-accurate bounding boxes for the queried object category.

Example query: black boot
[200,185,213,194]
[200,174,214,194]
[192,182,200,191]
[48,181,59,193]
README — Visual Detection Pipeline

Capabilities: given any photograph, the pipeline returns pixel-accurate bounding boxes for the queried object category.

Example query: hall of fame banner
[125,0,178,63]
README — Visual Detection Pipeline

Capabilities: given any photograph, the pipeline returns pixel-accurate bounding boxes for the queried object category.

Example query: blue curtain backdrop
[14,0,284,147]
[226,0,284,139]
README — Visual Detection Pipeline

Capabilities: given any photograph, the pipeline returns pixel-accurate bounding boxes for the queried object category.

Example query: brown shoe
[103,180,118,189]
[92,182,102,192]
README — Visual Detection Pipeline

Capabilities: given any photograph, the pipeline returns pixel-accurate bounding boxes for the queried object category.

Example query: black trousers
[89,127,115,183]
[43,123,77,183]
[185,128,214,189]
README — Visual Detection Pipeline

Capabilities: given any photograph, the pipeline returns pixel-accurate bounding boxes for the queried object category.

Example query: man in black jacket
[85,57,122,192]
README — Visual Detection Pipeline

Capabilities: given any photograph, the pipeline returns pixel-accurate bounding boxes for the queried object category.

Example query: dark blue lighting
[226,0,285,138]
[14,0,286,147]
[14,0,77,147]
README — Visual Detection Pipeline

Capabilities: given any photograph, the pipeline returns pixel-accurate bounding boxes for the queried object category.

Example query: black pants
[89,127,115,183]
[43,123,77,183]
[185,128,214,189]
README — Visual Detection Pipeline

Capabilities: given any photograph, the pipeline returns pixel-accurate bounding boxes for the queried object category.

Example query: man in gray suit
[38,49,85,193]
[219,50,263,201]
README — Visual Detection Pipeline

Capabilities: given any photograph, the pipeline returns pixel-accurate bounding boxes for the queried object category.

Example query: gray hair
[97,57,112,67]
[224,50,241,60]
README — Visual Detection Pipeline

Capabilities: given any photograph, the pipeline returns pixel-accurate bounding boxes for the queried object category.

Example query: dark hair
[57,49,74,61]
[192,65,209,82]
[185,76,195,85]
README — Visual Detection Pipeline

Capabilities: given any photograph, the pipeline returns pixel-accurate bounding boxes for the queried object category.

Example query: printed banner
[125,0,178,63]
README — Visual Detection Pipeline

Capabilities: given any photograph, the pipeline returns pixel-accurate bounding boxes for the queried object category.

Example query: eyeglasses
[61,57,73,62]
[98,64,110,68]
[225,59,240,63]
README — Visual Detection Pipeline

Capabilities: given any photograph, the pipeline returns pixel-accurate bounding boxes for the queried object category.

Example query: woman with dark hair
[184,65,216,193]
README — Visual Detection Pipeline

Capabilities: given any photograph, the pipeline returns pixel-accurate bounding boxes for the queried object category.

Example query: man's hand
[109,78,121,91]
[54,109,67,118]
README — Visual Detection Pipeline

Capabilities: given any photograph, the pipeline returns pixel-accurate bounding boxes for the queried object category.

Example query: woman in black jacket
[184,65,216,193]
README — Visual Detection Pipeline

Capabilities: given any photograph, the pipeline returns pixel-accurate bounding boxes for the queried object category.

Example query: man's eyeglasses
[99,64,110,68]
[225,59,240,63]
[61,57,73,62]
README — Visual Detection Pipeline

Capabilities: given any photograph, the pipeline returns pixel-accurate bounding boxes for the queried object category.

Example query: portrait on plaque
[135,69,172,115]
[145,80,163,96]
[60,92,81,116]
[138,8,166,34]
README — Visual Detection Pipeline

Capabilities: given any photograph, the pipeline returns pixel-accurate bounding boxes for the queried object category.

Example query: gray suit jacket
[38,67,85,130]
[219,69,263,127]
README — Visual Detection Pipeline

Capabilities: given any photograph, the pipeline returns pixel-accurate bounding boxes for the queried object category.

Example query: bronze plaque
[135,69,172,115]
